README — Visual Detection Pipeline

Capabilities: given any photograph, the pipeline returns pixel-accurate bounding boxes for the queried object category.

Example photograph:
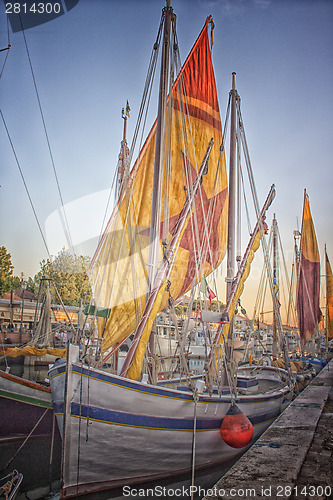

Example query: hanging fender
[220,402,253,449]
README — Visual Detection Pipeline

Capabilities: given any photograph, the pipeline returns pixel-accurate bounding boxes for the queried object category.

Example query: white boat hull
[49,345,290,498]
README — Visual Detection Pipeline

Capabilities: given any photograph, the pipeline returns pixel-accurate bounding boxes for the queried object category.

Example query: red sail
[296,192,322,345]
[326,249,333,341]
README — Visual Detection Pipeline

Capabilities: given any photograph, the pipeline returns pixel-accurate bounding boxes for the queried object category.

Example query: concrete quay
[203,359,333,500]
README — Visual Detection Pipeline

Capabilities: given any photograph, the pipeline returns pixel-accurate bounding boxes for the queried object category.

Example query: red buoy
[220,403,253,448]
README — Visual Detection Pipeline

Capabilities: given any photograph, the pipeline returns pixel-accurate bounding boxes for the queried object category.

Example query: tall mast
[225,73,237,356]
[272,214,279,357]
[147,0,173,291]
[325,243,328,350]
[226,73,237,302]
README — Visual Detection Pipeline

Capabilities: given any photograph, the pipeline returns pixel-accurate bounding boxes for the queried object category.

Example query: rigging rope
[0,13,11,81]
[19,18,75,254]
[277,225,297,327]
[1,109,51,259]
[172,28,224,304]
[236,102,260,218]
[0,44,10,80]
[128,12,164,168]
[287,261,297,327]
[253,229,273,321]
[236,122,242,264]
[236,102,289,364]
[88,12,164,333]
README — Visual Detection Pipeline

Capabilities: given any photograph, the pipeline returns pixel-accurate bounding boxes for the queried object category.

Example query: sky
[1,0,332,321]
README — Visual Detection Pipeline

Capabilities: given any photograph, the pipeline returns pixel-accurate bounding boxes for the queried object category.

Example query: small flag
[273,279,278,295]
[273,273,281,308]
[273,272,279,296]
[126,101,131,117]
[200,274,216,304]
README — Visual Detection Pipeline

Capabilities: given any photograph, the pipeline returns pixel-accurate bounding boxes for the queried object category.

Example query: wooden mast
[325,244,329,350]
[272,214,279,357]
[146,0,172,382]
[147,0,173,292]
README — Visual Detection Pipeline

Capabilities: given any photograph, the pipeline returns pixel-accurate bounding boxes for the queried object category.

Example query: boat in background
[0,369,54,438]
[295,191,322,349]
[267,192,325,390]
[324,247,333,359]
[288,243,333,374]
[0,279,68,438]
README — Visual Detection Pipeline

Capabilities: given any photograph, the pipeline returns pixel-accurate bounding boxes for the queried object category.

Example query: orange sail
[88,17,228,364]
[296,191,322,346]
[326,249,333,341]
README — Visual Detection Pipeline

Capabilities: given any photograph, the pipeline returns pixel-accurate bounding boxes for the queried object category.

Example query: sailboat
[249,211,317,388]
[296,191,322,348]
[324,247,333,358]
[0,278,68,438]
[49,2,292,497]
[284,190,326,381]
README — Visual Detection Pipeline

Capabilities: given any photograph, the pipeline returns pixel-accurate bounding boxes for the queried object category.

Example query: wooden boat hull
[49,345,291,498]
[0,370,54,437]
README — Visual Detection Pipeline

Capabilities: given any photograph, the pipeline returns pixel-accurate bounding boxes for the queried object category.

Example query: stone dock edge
[202,359,333,500]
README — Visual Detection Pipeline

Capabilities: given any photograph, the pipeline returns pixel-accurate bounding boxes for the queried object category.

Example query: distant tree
[33,248,91,306]
[174,304,187,316]
[26,277,36,294]
[0,246,14,297]
[6,275,22,292]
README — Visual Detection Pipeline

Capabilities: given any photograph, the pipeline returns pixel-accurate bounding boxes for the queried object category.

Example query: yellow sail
[88,17,228,357]
[206,183,276,382]
[221,230,262,343]
[296,192,322,345]
[206,226,264,385]
[1,346,66,358]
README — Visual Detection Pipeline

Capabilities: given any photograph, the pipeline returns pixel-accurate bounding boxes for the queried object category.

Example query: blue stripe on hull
[53,401,280,431]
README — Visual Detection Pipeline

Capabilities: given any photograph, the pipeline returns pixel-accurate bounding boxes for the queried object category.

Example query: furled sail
[325,248,333,341]
[1,288,67,358]
[29,289,53,348]
[88,17,228,358]
[296,191,322,345]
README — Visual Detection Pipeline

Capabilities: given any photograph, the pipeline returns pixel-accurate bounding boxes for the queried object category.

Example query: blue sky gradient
[1,0,332,317]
